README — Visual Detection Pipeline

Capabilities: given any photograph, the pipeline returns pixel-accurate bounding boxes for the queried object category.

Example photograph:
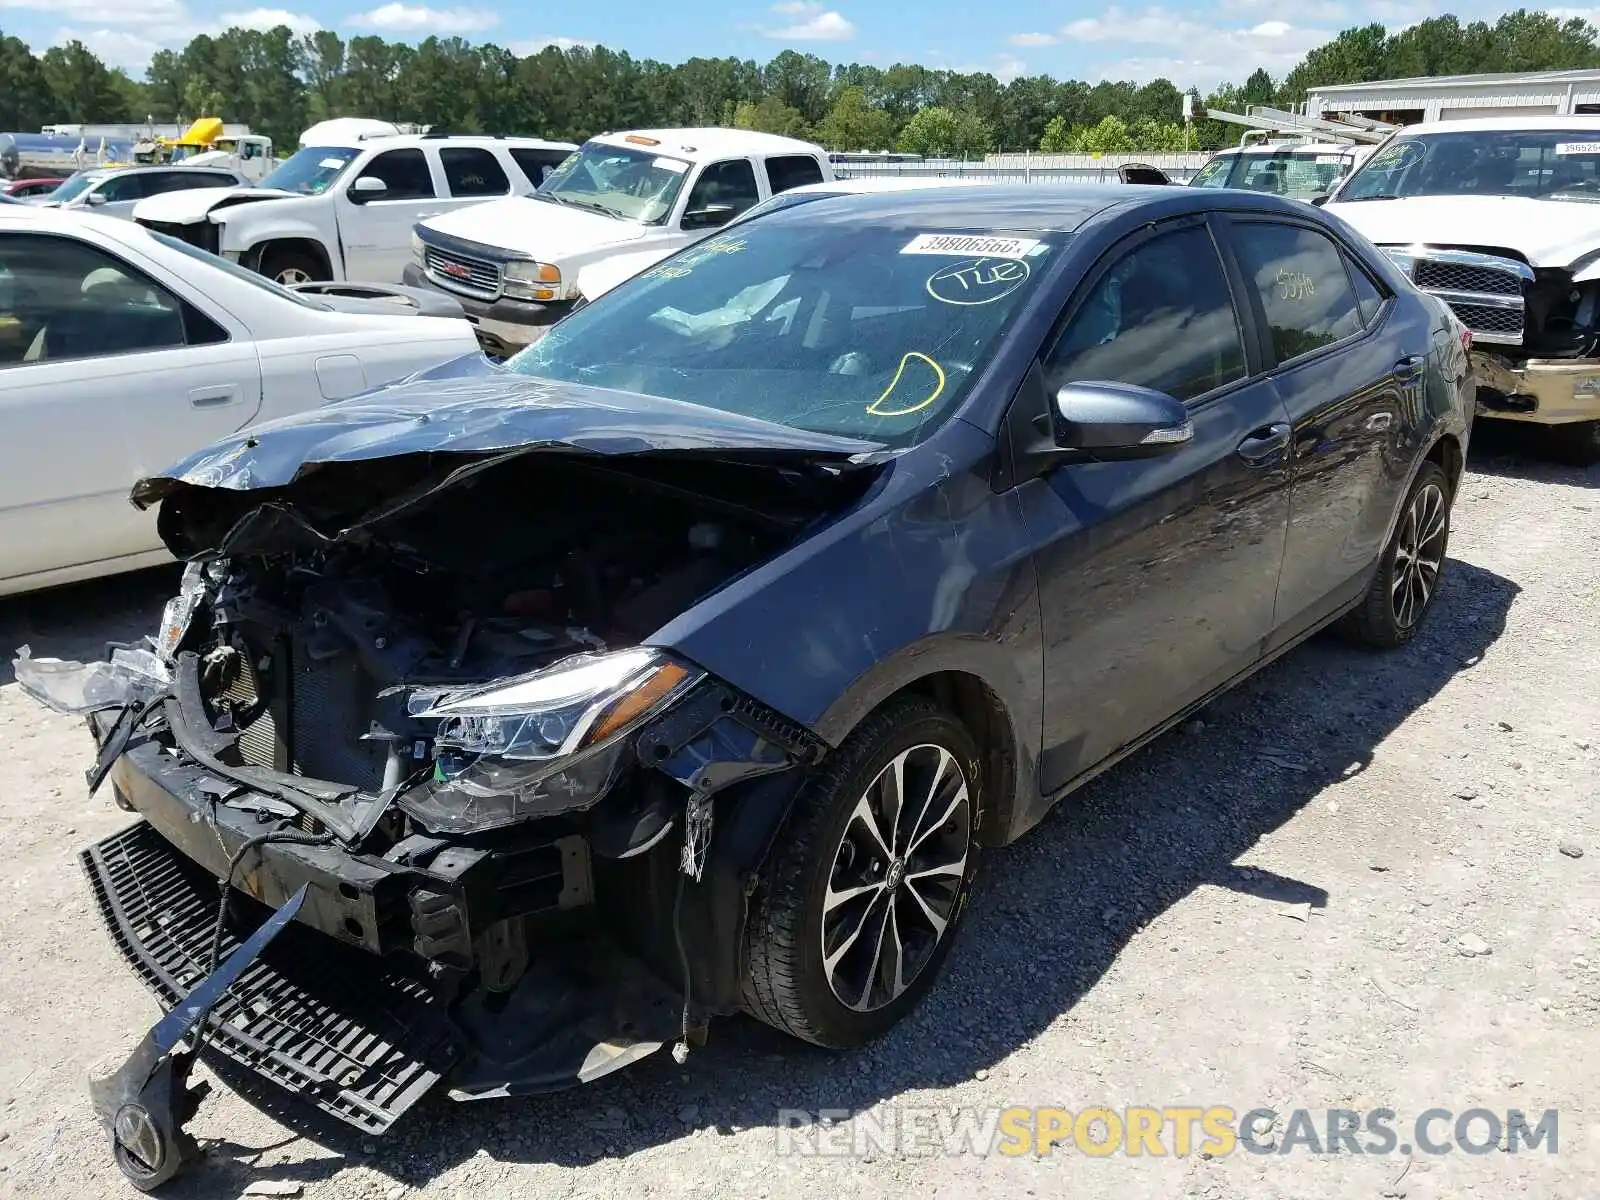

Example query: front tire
[1344,460,1452,648]
[742,696,983,1048]
[259,246,326,287]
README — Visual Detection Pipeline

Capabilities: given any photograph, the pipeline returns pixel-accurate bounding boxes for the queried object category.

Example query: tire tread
[741,694,960,1047]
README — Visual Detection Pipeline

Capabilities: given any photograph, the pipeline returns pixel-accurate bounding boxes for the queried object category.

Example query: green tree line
[0,9,1596,158]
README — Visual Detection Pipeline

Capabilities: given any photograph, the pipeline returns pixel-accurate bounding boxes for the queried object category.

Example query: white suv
[129,132,577,286]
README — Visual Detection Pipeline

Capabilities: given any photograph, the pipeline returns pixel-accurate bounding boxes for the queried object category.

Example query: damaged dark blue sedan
[26,185,1472,1188]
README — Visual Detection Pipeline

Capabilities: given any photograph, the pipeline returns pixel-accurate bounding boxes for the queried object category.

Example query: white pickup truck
[129,130,576,287]
[1324,115,1600,463]
[402,128,835,357]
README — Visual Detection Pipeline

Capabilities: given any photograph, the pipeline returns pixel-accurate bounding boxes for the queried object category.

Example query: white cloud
[509,35,595,53]
[344,2,499,33]
[50,25,164,67]
[1059,5,1334,89]
[1008,31,1058,45]
[762,1,855,41]
[954,52,1029,82]
[992,52,1028,82]
[218,6,319,32]
[1547,5,1600,21]
[1220,0,1348,19]
[6,0,184,24]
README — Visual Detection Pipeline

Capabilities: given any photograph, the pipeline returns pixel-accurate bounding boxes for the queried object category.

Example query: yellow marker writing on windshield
[867,352,946,417]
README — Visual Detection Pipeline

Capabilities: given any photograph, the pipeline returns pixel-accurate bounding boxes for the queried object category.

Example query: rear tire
[258,246,325,287]
[1343,460,1452,649]
[742,695,983,1048]
[1549,419,1600,467]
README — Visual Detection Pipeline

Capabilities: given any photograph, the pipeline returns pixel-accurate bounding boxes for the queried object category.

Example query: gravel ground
[0,425,1595,1200]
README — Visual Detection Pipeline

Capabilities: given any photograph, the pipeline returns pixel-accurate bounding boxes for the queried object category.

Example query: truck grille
[82,821,460,1135]
[1390,247,1530,347]
[1412,260,1523,296]
[424,244,502,298]
[1447,303,1524,338]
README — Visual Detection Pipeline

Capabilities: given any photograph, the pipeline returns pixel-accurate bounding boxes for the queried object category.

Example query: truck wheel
[1549,419,1600,467]
[742,695,982,1049]
[1343,460,1452,649]
[259,247,325,286]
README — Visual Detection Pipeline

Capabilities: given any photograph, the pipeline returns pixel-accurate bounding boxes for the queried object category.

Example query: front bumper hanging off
[82,822,462,1137]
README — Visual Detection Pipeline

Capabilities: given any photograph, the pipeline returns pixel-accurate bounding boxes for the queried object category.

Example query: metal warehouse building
[1306,69,1600,125]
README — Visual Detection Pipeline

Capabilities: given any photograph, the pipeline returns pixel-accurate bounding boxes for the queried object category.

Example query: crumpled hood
[422,196,650,260]
[1327,194,1600,268]
[133,360,884,508]
[132,186,294,225]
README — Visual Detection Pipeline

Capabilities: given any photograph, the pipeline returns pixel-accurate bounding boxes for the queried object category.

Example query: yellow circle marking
[867,352,947,417]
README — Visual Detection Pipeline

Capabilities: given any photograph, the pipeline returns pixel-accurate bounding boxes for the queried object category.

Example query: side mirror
[85,191,109,207]
[682,203,735,230]
[349,176,388,203]
[1053,381,1193,460]
[1309,192,1330,207]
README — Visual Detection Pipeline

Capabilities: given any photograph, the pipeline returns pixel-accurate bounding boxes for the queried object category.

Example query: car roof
[1393,115,1600,136]
[754,183,1189,233]
[589,127,821,161]
[786,176,991,196]
[0,201,167,247]
[79,164,240,178]
[305,132,577,151]
[1211,142,1361,156]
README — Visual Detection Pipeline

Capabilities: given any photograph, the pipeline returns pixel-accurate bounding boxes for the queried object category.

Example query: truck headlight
[410,231,424,266]
[503,261,562,303]
[397,648,702,833]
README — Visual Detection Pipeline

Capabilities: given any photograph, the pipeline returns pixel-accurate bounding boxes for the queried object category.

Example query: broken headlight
[155,561,207,662]
[398,648,702,833]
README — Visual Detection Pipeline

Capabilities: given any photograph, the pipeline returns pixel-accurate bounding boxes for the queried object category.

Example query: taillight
[1460,326,1472,354]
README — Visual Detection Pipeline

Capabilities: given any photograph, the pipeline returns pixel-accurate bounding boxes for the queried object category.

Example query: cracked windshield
[508,221,1060,445]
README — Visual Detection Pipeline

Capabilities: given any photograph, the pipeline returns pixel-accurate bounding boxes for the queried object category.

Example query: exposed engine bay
[20,432,876,1189]
[187,453,788,802]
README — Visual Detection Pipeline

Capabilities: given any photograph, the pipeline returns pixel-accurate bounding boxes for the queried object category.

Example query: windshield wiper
[568,198,627,220]
[1337,194,1400,202]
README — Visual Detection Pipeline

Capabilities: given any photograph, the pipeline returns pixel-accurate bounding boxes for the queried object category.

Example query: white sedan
[0,204,483,596]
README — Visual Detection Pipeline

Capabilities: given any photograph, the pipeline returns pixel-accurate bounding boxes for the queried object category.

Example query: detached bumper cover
[1473,351,1600,424]
[82,822,462,1135]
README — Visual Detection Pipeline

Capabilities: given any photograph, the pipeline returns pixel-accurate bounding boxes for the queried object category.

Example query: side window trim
[1339,247,1394,331]
[1036,212,1262,411]
[1219,212,1379,373]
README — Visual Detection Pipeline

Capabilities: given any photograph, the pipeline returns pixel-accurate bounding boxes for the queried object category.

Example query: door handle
[189,385,240,408]
[1237,422,1291,466]
[1394,353,1426,379]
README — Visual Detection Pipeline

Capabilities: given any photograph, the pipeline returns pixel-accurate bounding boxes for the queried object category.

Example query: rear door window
[510,147,573,188]
[1230,221,1364,363]
[440,147,510,197]
[765,155,825,194]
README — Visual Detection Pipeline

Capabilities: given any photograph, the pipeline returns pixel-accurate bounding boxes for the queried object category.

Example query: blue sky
[0,0,1581,92]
